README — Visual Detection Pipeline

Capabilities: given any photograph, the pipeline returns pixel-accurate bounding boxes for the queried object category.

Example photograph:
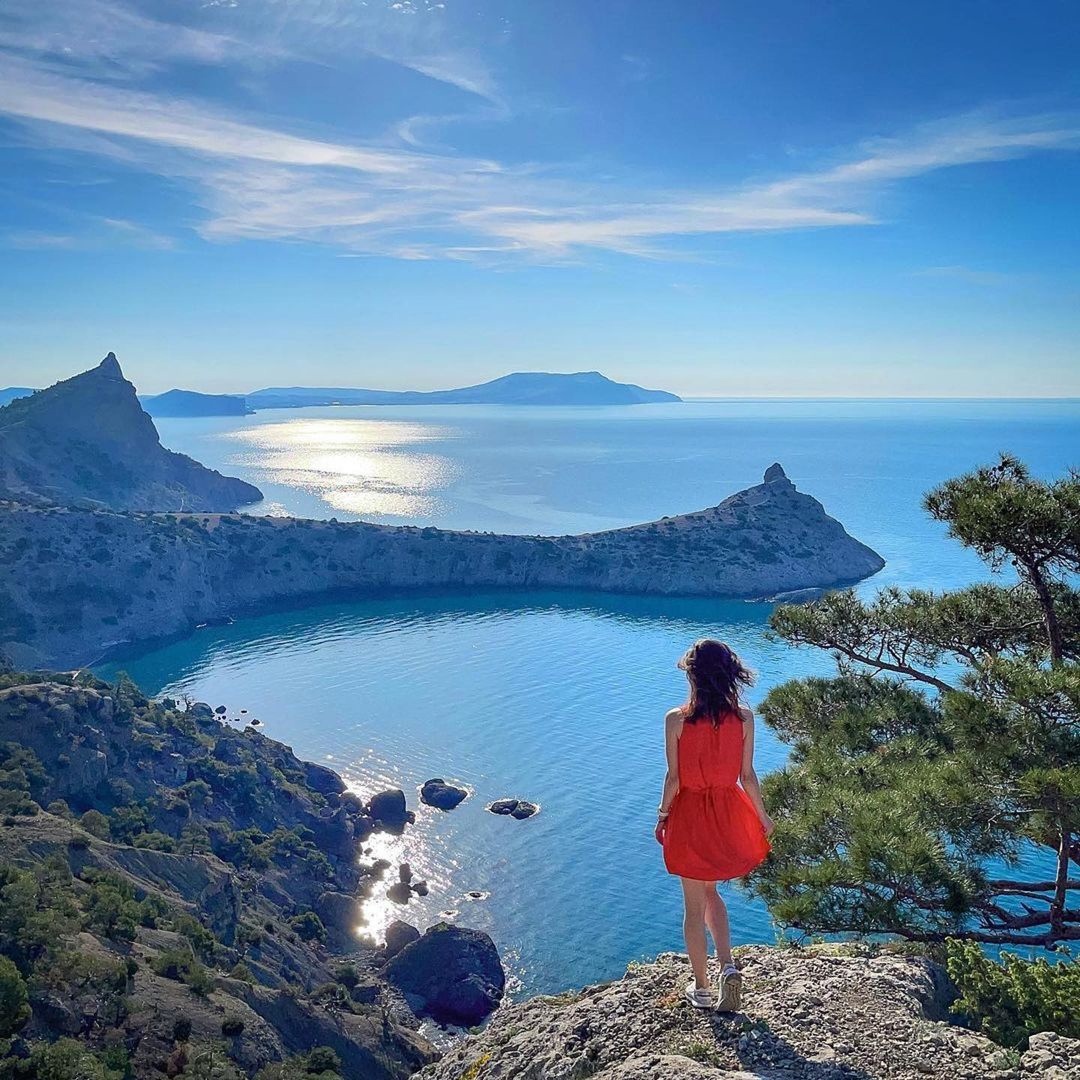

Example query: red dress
[663,712,770,881]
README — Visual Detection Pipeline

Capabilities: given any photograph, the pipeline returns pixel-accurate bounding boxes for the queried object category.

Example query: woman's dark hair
[678,639,753,723]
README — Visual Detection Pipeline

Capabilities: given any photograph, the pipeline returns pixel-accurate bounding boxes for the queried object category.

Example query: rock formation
[422,947,1078,1080]
[0,672,507,1076]
[384,923,506,1027]
[420,779,469,811]
[487,798,540,820]
[0,460,884,668]
[0,353,261,511]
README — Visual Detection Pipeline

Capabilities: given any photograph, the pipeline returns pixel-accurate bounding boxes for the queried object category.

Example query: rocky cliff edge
[422,947,1080,1080]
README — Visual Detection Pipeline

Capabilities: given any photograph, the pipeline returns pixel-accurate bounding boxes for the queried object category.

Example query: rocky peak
[96,351,123,378]
[763,462,789,485]
[0,353,262,511]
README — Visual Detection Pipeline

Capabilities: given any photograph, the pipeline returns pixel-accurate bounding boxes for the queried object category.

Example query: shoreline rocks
[367,788,413,832]
[383,920,422,961]
[384,923,505,1028]
[421,778,469,811]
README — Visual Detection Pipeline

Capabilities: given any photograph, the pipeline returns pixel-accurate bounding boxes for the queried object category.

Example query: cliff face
[0,354,262,511]
[0,464,883,668]
[422,947,1078,1080]
[0,674,446,1078]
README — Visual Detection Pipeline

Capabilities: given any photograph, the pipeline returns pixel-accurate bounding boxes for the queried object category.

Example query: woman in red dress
[654,639,774,1011]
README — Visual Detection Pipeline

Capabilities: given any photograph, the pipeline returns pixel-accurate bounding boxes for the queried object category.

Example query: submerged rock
[421,778,469,811]
[385,923,505,1027]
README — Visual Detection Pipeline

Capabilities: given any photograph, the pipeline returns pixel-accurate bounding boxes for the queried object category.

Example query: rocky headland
[0,672,508,1077]
[0,462,884,669]
[0,355,884,669]
[422,948,1080,1080]
[0,354,261,512]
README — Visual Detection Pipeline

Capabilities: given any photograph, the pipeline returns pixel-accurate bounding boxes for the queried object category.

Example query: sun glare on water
[227,418,460,519]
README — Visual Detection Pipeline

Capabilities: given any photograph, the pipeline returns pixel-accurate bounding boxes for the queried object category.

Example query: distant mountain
[0,387,36,407]
[0,353,263,511]
[140,388,253,417]
[248,371,681,408]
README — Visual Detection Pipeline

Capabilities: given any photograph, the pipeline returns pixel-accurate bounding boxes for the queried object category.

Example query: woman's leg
[704,885,733,968]
[679,878,710,989]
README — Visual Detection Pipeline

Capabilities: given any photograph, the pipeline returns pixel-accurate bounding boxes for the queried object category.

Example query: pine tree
[751,456,1080,948]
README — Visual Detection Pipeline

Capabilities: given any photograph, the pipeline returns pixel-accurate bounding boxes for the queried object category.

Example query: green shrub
[80,871,143,941]
[172,1016,193,1043]
[304,1048,341,1075]
[151,949,214,996]
[0,743,44,817]
[221,1016,245,1037]
[946,939,1080,1049]
[333,962,358,988]
[174,915,217,961]
[0,956,30,1037]
[26,1037,119,1080]
[78,809,111,839]
[132,831,177,852]
[287,912,326,944]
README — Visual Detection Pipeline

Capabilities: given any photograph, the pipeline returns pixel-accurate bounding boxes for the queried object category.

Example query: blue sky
[1,0,1078,396]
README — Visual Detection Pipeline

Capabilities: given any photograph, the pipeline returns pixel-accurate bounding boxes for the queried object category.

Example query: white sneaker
[684,981,715,1009]
[717,965,742,1012]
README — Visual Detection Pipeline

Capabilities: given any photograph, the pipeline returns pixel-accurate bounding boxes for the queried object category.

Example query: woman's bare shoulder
[737,703,754,723]
[665,706,685,727]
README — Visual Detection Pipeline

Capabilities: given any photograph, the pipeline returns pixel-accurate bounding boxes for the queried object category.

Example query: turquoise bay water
[99,399,1079,996]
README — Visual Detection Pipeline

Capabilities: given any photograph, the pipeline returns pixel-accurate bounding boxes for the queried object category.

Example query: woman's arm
[738,706,774,836]
[654,708,683,844]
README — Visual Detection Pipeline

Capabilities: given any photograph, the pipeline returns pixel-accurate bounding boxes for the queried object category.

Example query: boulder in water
[420,778,468,811]
[367,788,408,830]
[488,798,539,820]
[384,922,505,1027]
[386,881,412,904]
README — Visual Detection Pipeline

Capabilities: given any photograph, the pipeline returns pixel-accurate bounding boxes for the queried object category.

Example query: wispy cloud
[1,1,1078,263]
[2,215,176,251]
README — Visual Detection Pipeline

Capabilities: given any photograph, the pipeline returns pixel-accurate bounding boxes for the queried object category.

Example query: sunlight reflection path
[227,418,460,518]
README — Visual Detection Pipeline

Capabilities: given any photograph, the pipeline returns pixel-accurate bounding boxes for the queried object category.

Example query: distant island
[2,369,679,416]
[247,370,680,408]
[0,386,35,407]
[140,388,254,417]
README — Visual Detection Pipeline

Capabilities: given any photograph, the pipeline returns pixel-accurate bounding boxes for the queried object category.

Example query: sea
[96,398,1080,997]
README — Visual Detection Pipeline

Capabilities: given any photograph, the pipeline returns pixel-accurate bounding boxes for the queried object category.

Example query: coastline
[0,466,884,671]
